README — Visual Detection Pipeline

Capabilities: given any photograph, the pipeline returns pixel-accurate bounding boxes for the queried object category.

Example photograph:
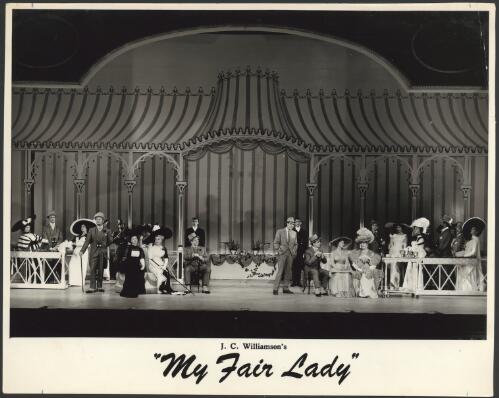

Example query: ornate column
[73,179,86,219]
[357,183,368,228]
[409,184,420,220]
[23,149,34,217]
[176,180,187,279]
[306,183,317,234]
[461,185,472,219]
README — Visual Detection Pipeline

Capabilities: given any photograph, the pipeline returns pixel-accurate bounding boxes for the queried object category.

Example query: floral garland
[209,252,278,278]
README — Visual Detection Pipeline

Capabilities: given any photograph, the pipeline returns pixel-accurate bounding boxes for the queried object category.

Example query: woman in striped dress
[12,216,44,283]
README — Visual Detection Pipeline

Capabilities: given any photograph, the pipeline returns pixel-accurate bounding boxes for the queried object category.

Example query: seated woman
[349,228,382,298]
[329,236,354,298]
[68,218,96,286]
[303,234,329,297]
[455,217,486,292]
[119,228,146,298]
[184,233,211,294]
[402,217,429,292]
[385,222,409,289]
[146,225,174,294]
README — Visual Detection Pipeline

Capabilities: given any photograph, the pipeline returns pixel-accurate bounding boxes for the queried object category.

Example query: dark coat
[436,227,453,257]
[185,227,206,247]
[294,227,309,256]
[80,226,112,259]
[42,224,63,247]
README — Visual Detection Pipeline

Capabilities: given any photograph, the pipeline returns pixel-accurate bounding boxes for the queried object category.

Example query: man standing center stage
[291,218,308,287]
[273,217,298,295]
[80,212,112,293]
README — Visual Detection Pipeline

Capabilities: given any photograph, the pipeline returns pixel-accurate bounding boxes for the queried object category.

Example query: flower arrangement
[226,240,240,254]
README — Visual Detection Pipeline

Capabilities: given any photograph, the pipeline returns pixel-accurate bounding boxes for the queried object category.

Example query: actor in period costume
[185,217,206,248]
[385,222,409,289]
[369,220,387,255]
[146,225,174,294]
[291,218,308,287]
[349,228,382,298]
[184,233,211,293]
[80,212,112,293]
[68,218,96,286]
[110,219,128,279]
[329,236,354,298]
[119,228,146,298]
[303,234,329,297]
[272,217,297,295]
[435,215,454,257]
[451,222,465,256]
[402,217,429,292]
[12,215,44,283]
[42,210,64,249]
[456,217,486,292]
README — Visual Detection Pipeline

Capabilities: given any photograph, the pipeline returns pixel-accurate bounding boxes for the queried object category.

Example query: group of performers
[12,209,485,298]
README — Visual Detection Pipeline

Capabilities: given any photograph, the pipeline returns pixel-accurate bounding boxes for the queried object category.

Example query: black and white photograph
[3,3,494,396]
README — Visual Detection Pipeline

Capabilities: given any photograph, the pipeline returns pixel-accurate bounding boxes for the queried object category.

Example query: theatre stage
[10,280,486,339]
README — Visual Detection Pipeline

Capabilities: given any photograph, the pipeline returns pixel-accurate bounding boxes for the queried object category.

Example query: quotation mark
[352,353,360,359]
[154,353,161,360]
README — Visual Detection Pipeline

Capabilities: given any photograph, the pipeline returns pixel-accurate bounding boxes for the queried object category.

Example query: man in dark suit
[185,217,206,247]
[80,212,112,293]
[291,218,308,287]
[273,217,298,295]
[183,233,211,293]
[42,210,63,249]
[435,215,454,257]
[369,220,387,256]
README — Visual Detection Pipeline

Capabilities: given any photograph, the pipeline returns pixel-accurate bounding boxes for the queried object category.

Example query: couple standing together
[273,216,312,295]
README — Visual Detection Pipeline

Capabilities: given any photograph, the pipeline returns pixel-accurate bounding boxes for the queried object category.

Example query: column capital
[176,181,188,194]
[73,178,86,194]
[306,183,318,196]
[124,179,137,194]
[461,185,472,198]
[24,178,34,195]
[357,182,368,196]
[409,184,420,197]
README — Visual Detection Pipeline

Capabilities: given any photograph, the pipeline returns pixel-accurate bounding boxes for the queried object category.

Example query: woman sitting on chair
[303,234,329,297]
[146,225,174,294]
[329,236,354,298]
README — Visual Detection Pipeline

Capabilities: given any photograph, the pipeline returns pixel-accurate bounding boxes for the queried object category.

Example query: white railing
[382,257,486,297]
[10,251,68,289]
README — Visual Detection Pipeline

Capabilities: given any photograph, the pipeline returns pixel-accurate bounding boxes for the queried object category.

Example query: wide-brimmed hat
[187,232,199,242]
[462,217,486,240]
[329,236,352,248]
[69,218,96,236]
[355,227,375,244]
[124,226,143,242]
[93,211,105,220]
[309,234,321,244]
[11,215,36,232]
[385,222,411,233]
[410,217,430,234]
[46,210,56,218]
[150,224,173,240]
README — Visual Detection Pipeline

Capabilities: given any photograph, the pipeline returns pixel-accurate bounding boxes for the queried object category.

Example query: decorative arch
[30,149,78,181]
[132,151,182,180]
[416,154,465,180]
[14,26,411,91]
[79,150,130,179]
[310,153,357,183]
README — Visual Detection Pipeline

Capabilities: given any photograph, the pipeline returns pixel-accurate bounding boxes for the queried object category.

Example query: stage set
[8,11,488,338]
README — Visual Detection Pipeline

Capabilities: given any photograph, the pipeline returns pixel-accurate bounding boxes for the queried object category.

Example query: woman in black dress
[119,230,146,298]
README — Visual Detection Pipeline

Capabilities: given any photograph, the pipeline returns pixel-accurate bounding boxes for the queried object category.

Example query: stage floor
[9,280,487,339]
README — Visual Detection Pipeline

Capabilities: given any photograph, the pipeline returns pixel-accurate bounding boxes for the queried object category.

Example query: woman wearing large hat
[118,227,146,298]
[12,215,44,283]
[385,222,410,289]
[349,228,382,298]
[145,225,174,294]
[329,236,354,297]
[67,218,96,287]
[401,217,429,292]
[455,217,486,291]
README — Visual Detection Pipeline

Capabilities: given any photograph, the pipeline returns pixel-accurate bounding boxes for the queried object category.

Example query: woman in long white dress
[349,228,381,298]
[455,217,486,291]
[402,218,429,292]
[329,237,354,297]
[146,226,174,294]
[68,219,96,286]
[385,222,408,289]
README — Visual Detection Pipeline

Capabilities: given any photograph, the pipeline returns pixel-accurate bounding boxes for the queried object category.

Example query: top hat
[11,215,36,232]
[70,218,96,236]
[410,217,430,234]
[462,217,486,240]
[329,236,353,249]
[46,210,56,218]
[355,227,375,244]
